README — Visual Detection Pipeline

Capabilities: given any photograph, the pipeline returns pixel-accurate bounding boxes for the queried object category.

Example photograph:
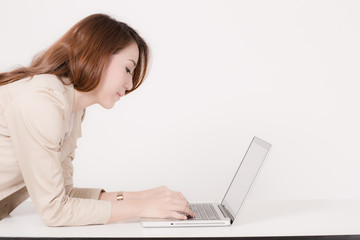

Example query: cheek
[105,72,125,90]
[110,66,123,77]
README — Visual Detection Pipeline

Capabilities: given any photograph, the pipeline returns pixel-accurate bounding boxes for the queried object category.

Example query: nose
[124,77,133,91]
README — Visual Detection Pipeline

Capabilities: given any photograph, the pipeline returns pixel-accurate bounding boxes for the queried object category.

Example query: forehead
[114,41,139,61]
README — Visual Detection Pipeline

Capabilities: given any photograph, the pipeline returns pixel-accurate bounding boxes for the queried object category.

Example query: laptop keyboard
[189,203,221,220]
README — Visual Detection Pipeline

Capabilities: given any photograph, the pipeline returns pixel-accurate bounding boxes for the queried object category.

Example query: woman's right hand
[137,186,194,220]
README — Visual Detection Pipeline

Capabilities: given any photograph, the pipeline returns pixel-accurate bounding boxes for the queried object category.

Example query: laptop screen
[221,137,271,220]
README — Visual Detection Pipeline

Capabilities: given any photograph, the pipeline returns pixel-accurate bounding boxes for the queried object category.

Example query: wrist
[109,198,143,222]
[123,191,139,200]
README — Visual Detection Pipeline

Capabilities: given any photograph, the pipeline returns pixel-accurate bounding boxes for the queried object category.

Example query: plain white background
[1,0,359,202]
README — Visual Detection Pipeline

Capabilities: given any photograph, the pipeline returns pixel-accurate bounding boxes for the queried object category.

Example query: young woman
[0,14,194,226]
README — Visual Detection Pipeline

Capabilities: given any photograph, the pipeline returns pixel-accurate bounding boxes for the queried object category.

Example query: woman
[0,14,194,226]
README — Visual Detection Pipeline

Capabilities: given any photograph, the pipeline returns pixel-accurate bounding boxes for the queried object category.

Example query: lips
[116,92,124,99]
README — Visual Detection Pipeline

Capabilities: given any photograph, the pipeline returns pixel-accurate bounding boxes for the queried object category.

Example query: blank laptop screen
[221,137,271,219]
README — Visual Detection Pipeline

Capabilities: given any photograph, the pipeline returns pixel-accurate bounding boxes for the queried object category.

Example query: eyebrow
[128,59,137,67]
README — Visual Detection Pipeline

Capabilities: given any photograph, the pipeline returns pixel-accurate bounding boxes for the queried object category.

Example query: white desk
[1,199,360,238]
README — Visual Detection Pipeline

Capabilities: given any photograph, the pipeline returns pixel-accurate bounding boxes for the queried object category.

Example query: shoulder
[3,75,74,147]
[2,74,74,111]
[3,74,72,96]
[3,74,74,128]
[28,74,69,93]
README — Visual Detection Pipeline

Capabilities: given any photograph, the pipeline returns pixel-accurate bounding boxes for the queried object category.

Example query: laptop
[141,136,271,227]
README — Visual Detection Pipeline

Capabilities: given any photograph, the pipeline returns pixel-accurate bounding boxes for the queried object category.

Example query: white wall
[1,0,360,201]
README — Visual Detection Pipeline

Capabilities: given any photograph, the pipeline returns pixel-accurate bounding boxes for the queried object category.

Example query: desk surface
[1,199,360,238]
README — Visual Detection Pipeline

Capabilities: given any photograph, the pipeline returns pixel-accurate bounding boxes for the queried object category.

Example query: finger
[170,202,195,217]
[170,211,188,220]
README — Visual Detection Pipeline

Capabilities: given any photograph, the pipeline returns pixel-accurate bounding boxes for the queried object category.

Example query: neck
[72,89,97,113]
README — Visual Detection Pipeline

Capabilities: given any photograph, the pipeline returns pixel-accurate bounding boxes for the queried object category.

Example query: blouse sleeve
[4,87,111,226]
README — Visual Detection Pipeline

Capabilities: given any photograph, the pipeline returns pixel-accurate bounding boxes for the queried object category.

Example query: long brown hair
[0,14,149,94]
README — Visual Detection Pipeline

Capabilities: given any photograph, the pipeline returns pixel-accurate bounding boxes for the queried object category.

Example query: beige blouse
[0,74,111,226]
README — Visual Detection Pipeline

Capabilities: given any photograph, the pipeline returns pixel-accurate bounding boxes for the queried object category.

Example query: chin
[99,101,115,109]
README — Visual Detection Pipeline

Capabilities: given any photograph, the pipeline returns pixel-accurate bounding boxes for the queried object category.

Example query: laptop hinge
[218,205,234,224]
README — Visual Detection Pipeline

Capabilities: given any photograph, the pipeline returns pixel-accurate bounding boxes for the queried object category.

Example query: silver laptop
[141,136,271,227]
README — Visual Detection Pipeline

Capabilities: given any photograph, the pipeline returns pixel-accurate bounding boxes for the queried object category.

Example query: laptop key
[189,204,201,220]
[210,204,221,220]
[203,204,215,220]
[197,204,210,220]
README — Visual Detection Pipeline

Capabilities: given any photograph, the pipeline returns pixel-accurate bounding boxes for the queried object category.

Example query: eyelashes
[125,67,133,76]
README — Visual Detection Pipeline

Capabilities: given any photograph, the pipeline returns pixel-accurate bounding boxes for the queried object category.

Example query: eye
[125,67,133,76]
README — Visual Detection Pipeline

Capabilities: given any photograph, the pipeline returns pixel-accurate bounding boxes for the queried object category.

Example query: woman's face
[95,41,139,109]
